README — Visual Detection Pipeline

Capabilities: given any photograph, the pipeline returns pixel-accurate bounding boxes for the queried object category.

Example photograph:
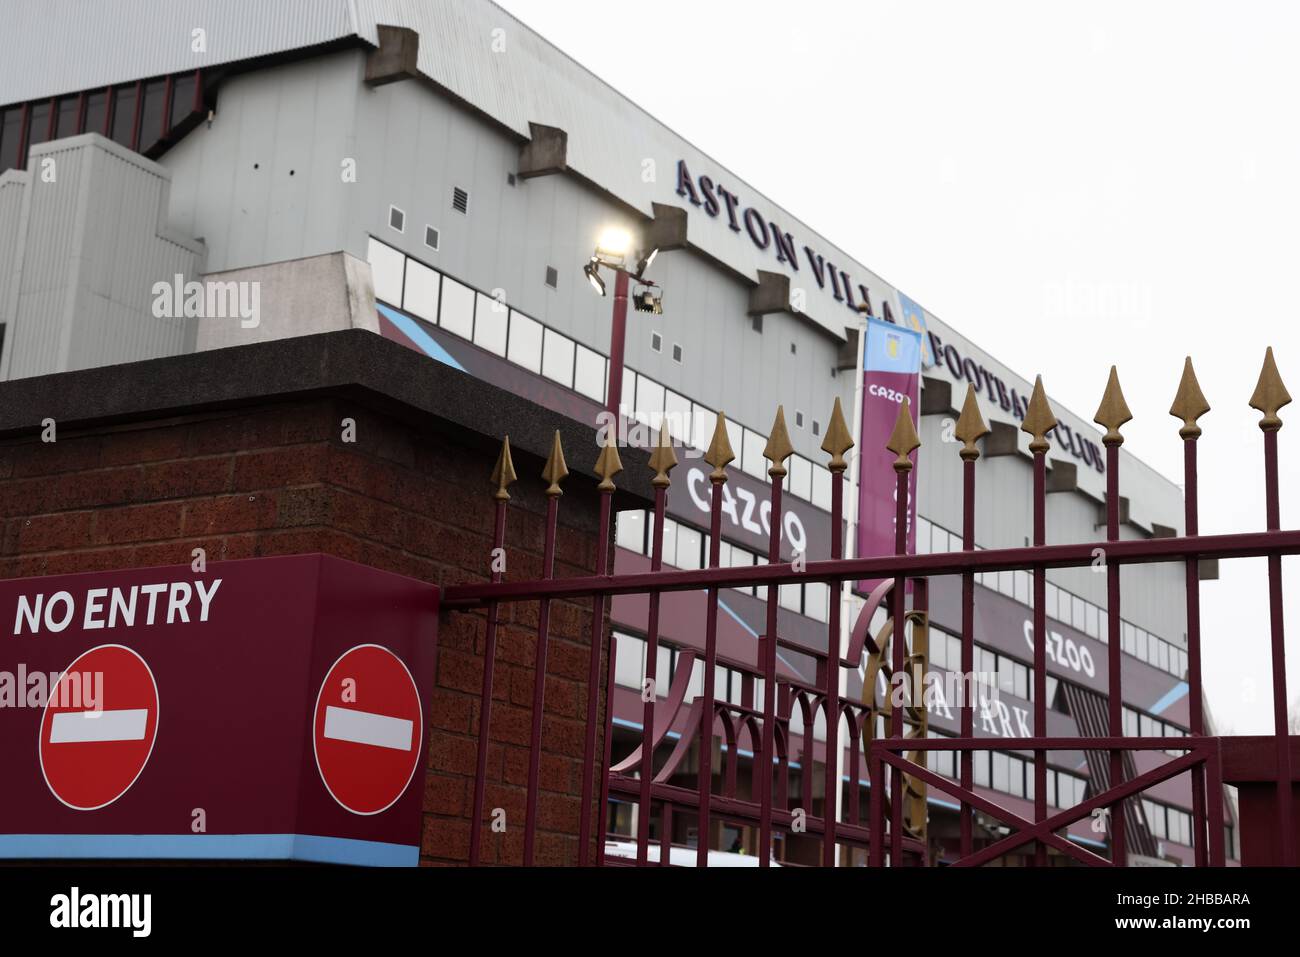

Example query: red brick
[232,445,328,491]
[99,428,188,466]
[421,817,470,862]
[91,502,185,545]
[46,468,145,511]
[423,773,467,816]
[0,396,613,867]
[437,649,484,696]
[17,511,94,551]
[183,493,278,536]
[135,457,233,502]
[12,436,103,476]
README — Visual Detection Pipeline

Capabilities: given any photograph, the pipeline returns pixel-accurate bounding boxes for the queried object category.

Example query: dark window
[28,101,51,147]
[790,342,797,354]
[651,332,662,353]
[545,266,558,288]
[672,344,682,363]
[425,225,440,250]
[110,85,137,147]
[452,187,469,214]
[170,73,197,131]
[388,206,405,232]
[812,420,821,436]
[751,315,763,333]
[506,172,516,186]
[84,90,108,136]
[795,411,804,428]
[138,78,166,149]
[0,108,22,171]
[54,96,80,138]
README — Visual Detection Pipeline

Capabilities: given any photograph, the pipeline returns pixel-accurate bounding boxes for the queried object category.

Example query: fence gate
[443,351,1299,867]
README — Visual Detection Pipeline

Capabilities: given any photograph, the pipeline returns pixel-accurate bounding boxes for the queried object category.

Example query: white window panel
[779,583,802,613]
[439,275,475,340]
[804,581,829,623]
[725,418,745,472]
[616,510,646,553]
[574,345,606,403]
[664,389,692,446]
[613,632,644,689]
[367,237,405,306]
[620,371,636,419]
[811,464,832,512]
[742,429,766,479]
[473,293,507,356]
[682,658,703,703]
[660,518,678,567]
[542,329,576,388]
[402,258,440,322]
[675,524,703,571]
[789,455,812,502]
[692,405,717,454]
[1014,570,1030,605]
[507,310,543,373]
[635,377,664,427]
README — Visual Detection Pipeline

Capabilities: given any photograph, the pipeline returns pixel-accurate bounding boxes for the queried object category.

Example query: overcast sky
[496,0,1300,734]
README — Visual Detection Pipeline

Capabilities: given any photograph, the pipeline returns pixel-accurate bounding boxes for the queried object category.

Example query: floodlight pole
[606,268,630,419]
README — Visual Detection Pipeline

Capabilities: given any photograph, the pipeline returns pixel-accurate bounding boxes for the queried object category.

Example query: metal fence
[443,351,1297,866]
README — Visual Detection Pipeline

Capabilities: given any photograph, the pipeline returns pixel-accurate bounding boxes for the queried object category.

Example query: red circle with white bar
[313,644,423,816]
[39,644,159,811]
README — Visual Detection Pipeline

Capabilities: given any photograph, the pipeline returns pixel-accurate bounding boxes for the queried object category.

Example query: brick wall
[0,395,613,866]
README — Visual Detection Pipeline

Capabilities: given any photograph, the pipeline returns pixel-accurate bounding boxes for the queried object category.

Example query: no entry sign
[0,556,439,866]
[39,644,159,811]
[313,644,423,816]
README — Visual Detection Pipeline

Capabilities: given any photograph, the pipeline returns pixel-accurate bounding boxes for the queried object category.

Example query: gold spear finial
[648,420,678,488]
[542,430,568,497]
[594,431,623,493]
[1093,365,1133,447]
[1021,375,1058,455]
[821,397,855,473]
[704,412,735,482]
[490,436,518,502]
[954,384,990,462]
[1249,347,1291,432]
[764,406,795,478]
[1169,356,1210,440]
[887,398,921,473]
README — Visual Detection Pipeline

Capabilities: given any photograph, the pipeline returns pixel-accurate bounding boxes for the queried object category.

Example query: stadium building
[0,0,1236,864]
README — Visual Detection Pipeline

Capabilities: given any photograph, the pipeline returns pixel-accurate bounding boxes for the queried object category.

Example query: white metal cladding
[2,0,1185,523]
[0,172,29,350]
[1,135,204,380]
[0,0,357,104]
[2,0,891,343]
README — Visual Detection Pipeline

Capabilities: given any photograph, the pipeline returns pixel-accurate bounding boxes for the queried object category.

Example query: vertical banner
[857,317,923,593]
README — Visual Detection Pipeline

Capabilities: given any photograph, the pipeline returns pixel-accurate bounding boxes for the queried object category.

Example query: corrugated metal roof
[0,0,357,104]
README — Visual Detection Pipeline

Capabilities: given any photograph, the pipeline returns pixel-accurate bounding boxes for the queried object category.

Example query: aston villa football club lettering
[927,329,1106,474]
[675,159,894,322]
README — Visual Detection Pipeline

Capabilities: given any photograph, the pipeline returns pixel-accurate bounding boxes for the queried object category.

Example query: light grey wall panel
[3,135,203,380]
[1,0,356,103]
